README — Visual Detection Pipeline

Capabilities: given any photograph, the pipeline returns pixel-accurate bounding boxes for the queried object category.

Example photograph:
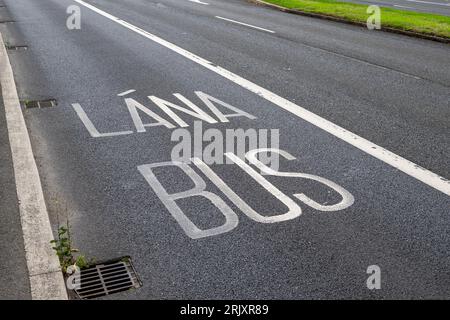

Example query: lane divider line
[118,89,136,96]
[215,16,275,33]
[187,0,209,5]
[73,0,450,196]
[404,0,450,6]
[0,33,68,300]
[393,4,416,9]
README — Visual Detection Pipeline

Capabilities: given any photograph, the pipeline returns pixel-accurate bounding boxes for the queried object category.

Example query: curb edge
[0,32,68,300]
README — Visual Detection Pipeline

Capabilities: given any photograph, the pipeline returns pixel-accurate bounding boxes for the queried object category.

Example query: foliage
[264,0,450,38]
[50,222,93,273]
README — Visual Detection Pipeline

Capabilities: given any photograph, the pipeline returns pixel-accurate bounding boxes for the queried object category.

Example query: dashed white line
[73,0,450,196]
[215,16,275,33]
[118,89,136,96]
[393,4,415,9]
[404,0,450,6]
[187,0,209,5]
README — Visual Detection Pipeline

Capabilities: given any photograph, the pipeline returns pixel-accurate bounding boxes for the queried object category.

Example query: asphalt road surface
[340,0,450,16]
[2,0,450,299]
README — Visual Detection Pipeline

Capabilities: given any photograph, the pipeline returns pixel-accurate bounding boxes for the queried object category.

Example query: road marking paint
[404,0,450,6]
[73,0,450,196]
[141,149,355,238]
[215,16,275,33]
[188,0,209,5]
[246,149,355,211]
[0,33,68,299]
[138,161,239,239]
[393,5,415,9]
[118,89,136,96]
[194,155,303,223]
[72,103,134,137]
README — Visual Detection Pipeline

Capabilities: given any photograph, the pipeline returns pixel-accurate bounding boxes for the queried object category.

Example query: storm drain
[74,256,142,299]
[23,99,57,109]
[5,45,27,51]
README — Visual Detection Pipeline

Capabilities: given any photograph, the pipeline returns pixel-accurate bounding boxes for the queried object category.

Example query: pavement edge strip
[0,32,68,300]
[247,0,450,44]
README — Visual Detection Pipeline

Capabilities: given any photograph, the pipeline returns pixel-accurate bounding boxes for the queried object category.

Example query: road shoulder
[0,31,67,300]
[0,85,31,300]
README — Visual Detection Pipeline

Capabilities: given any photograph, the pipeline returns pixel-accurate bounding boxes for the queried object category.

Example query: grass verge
[259,0,450,39]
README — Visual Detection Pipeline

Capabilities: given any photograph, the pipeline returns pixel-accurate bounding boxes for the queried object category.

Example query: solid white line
[0,33,68,299]
[73,0,450,197]
[215,16,275,33]
[187,0,209,5]
[404,0,450,6]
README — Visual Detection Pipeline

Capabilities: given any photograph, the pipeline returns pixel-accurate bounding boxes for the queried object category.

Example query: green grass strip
[261,0,450,38]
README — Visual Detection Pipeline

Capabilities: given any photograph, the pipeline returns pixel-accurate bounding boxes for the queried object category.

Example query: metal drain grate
[74,256,142,299]
[5,45,27,51]
[23,99,57,109]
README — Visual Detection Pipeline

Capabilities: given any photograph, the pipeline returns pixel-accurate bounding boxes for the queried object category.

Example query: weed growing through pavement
[50,221,93,273]
[49,196,94,274]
